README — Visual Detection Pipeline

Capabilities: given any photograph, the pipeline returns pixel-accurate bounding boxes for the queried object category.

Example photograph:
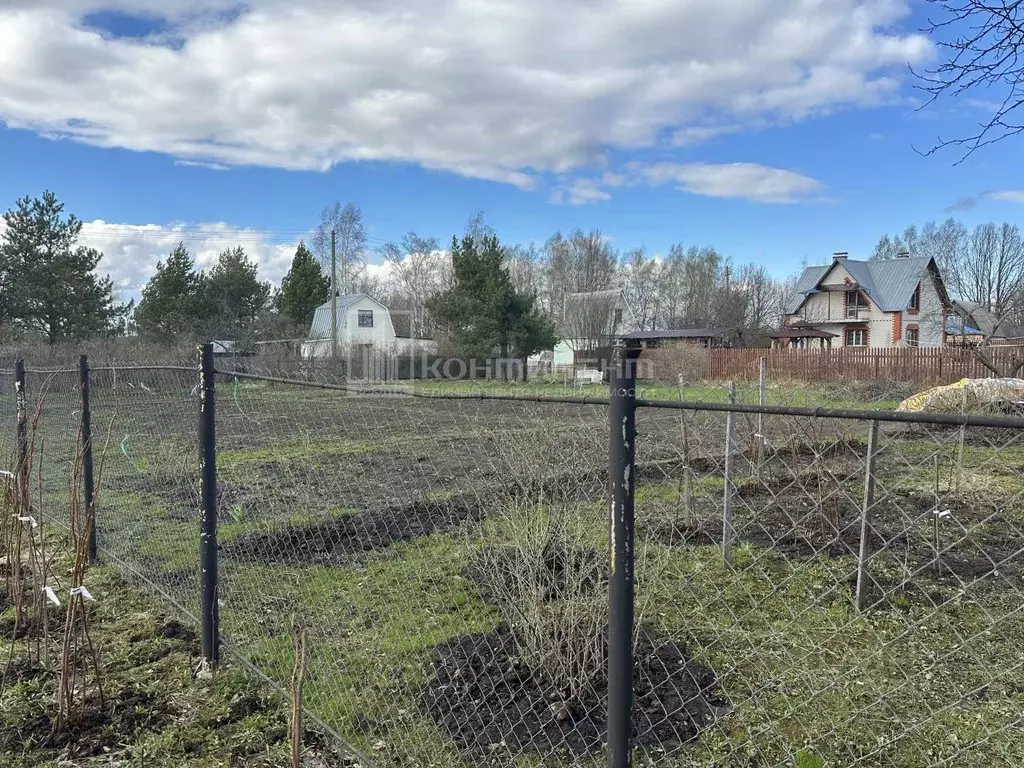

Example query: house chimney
[832,251,849,261]
[896,251,910,259]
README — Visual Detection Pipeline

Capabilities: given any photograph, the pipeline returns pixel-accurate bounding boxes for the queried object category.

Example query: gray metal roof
[945,317,984,336]
[619,328,723,340]
[786,257,937,314]
[308,294,372,339]
[951,300,1001,336]
[785,265,829,314]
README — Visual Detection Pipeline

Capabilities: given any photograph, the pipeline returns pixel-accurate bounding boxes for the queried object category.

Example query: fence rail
[3,346,1023,768]
[701,345,1024,384]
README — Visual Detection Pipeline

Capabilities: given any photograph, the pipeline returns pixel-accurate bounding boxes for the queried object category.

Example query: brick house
[784,252,951,348]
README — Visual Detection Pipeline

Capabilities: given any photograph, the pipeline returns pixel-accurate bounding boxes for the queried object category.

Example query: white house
[301,294,436,360]
[531,289,639,369]
[784,253,951,348]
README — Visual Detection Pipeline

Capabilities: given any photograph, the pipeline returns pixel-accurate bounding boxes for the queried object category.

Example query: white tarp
[897,377,1024,413]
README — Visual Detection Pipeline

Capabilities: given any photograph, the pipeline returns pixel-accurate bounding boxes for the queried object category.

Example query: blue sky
[1,0,1022,298]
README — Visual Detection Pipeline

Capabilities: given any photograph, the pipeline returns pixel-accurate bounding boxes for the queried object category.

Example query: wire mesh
[216,365,613,766]
[3,354,1023,767]
[89,364,202,617]
[634,402,1024,766]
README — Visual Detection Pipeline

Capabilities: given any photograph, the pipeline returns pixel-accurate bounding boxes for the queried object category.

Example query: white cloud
[0,1,930,189]
[174,159,229,171]
[75,221,302,299]
[548,160,823,204]
[987,191,1024,204]
[670,125,741,147]
[629,161,821,203]
[551,178,612,206]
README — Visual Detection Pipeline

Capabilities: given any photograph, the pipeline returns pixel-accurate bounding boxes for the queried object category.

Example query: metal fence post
[855,420,880,611]
[608,341,641,768]
[79,355,97,564]
[14,359,28,506]
[723,381,736,565]
[199,343,220,664]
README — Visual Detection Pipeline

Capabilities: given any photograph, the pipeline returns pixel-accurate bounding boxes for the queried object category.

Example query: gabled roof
[563,288,627,308]
[308,294,386,340]
[786,256,941,315]
[560,287,638,337]
[785,266,829,314]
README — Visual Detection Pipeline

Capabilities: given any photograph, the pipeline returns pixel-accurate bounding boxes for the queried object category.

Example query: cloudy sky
[1,0,1023,300]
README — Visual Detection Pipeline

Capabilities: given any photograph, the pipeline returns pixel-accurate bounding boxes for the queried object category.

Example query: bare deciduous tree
[506,243,544,299]
[544,229,617,316]
[618,248,658,331]
[560,290,620,355]
[312,202,367,296]
[379,232,445,338]
[916,0,1024,159]
[736,263,783,330]
[951,222,1024,319]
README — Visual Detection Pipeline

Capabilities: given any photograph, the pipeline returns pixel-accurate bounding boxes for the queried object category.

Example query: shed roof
[945,317,984,336]
[619,328,723,341]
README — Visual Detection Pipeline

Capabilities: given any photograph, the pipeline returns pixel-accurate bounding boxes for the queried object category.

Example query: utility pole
[330,228,338,361]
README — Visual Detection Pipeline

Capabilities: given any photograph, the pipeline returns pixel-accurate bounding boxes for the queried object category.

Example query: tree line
[871,219,1024,332]
[3,191,1023,356]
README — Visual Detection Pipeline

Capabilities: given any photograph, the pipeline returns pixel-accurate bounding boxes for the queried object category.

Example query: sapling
[291,618,308,768]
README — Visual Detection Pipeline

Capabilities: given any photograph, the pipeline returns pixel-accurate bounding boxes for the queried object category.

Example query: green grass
[408,376,907,410]
[7,379,1023,767]
[0,563,349,767]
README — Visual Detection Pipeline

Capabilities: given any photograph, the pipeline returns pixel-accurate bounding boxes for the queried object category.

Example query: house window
[909,285,920,311]
[845,290,866,319]
[358,310,374,328]
[613,308,623,325]
[906,327,919,347]
[845,329,867,347]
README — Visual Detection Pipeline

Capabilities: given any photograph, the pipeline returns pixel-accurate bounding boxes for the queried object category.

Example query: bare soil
[222,495,488,565]
[423,625,727,762]
[643,482,1024,598]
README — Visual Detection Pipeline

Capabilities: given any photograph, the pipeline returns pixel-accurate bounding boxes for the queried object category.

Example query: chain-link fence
[3,348,1023,767]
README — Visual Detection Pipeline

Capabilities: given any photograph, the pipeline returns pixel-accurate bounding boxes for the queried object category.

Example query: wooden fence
[642,346,1024,386]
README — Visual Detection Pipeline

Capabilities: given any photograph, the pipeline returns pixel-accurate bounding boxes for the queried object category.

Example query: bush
[639,344,711,383]
[472,505,606,701]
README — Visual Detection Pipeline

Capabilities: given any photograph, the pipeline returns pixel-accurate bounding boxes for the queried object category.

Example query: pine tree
[205,246,272,336]
[427,234,556,362]
[0,191,125,342]
[277,241,329,331]
[134,242,208,341]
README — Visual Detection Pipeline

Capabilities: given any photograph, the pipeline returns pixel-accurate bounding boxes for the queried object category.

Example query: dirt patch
[643,486,1024,595]
[221,462,628,567]
[222,496,488,566]
[155,618,197,643]
[0,606,66,641]
[424,625,726,761]
[0,685,175,757]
